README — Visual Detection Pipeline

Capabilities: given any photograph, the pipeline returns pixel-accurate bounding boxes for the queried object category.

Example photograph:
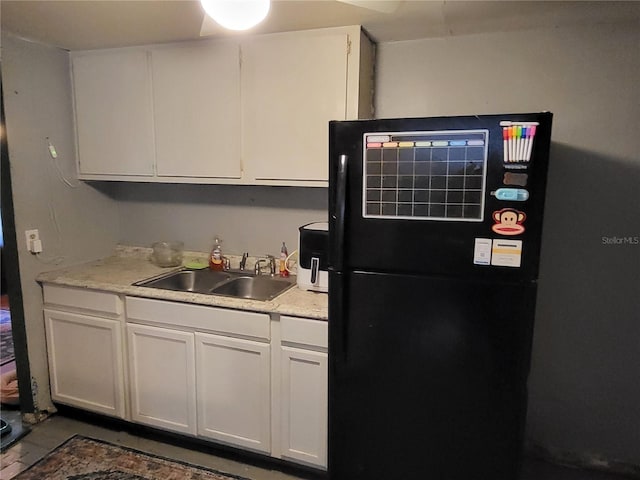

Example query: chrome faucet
[239,252,249,271]
[267,255,276,276]
[254,255,276,276]
[254,259,267,275]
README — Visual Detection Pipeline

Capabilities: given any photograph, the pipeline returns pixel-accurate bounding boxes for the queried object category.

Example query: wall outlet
[25,229,42,253]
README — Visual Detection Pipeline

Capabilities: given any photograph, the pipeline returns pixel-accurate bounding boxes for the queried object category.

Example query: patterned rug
[0,309,14,366]
[14,435,251,480]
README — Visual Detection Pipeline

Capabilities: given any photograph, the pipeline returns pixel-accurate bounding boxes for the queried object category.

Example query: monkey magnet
[491,208,526,236]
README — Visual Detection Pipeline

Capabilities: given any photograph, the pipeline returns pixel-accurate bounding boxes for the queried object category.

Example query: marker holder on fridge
[500,121,539,165]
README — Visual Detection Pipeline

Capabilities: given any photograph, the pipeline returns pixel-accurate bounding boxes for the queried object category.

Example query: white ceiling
[1,1,638,51]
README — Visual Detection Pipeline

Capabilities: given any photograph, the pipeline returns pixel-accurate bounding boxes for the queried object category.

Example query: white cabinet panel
[281,315,328,348]
[151,41,242,178]
[43,284,123,316]
[126,296,270,340]
[127,323,196,435]
[280,346,328,468]
[241,29,349,183]
[44,309,126,418]
[195,332,271,453]
[72,49,155,176]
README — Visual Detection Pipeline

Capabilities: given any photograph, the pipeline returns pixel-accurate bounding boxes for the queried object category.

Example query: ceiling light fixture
[200,0,271,31]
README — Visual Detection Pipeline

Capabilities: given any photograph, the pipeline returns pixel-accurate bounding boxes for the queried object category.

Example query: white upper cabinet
[72,49,155,177]
[241,26,373,186]
[151,41,242,179]
[70,26,373,185]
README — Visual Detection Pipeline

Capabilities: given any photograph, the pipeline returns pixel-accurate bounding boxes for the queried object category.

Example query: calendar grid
[363,130,488,222]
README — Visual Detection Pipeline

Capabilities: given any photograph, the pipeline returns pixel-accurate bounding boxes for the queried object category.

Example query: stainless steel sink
[133,269,231,294]
[210,275,294,301]
[133,269,295,301]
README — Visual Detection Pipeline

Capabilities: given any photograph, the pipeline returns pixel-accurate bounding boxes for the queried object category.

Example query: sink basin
[134,269,295,301]
[210,275,294,301]
[134,269,231,294]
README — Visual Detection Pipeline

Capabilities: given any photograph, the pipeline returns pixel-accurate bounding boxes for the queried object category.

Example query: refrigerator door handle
[332,154,348,272]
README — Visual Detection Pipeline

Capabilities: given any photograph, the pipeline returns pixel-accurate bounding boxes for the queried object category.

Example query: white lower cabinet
[124,296,272,452]
[43,288,328,469]
[195,332,271,453]
[279,316,328,469]
[42,285,127,419]
[127,323,197,435]
[280,347,328,468]
[44,309,127,418]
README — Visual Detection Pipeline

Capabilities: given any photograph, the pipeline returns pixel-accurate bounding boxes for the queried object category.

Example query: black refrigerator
[327,113,553,480]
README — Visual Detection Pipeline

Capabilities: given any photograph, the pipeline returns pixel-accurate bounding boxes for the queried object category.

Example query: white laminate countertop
[36,246,328,320]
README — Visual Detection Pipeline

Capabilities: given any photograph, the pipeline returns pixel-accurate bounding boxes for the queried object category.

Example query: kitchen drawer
[125,296,270,341]
[281,315,327,349]
[43,284,123,317]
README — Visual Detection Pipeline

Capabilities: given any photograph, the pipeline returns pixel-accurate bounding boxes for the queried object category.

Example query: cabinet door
[127,323,196,435]
[151,42,242,178]
[195,332,271,453]
[241,30,349,183]
[44,309,126,418]
[280,346,328,468]
[72,50,155,176]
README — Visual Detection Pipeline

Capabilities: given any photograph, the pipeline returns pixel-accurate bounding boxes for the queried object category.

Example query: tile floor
[0,413,633,480]
[0,413,314,480]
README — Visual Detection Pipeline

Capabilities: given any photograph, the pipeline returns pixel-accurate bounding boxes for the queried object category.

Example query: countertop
[36,246,328,320]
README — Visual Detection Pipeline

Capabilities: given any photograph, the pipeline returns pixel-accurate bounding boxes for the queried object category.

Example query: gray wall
[112,183,327,259]
[376,23,639,465]
[1,34,121,411]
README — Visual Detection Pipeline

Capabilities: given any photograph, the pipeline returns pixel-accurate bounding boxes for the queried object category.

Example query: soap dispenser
[279,242,290,277]
[209,237,224,271]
